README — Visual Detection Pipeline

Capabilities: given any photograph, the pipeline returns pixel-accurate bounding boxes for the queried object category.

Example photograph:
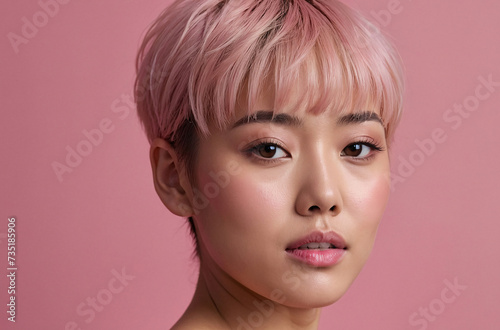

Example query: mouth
[286,230,347,251]
[285,231,347,267]
[295,242,341,250]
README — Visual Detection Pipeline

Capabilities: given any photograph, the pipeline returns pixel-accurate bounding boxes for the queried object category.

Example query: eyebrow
[336,111,384,126]
[231,110,383,129]
[231,110,302,129]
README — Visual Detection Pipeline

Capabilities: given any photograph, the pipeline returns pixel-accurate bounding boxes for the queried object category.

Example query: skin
[150,86,392,329]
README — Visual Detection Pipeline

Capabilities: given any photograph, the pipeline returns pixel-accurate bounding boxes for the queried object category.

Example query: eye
[242,138,291,164]
[251,143,289,159]
[341,141,383,159]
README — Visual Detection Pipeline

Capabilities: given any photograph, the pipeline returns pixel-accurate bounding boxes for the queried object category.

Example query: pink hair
[135,0,404,147]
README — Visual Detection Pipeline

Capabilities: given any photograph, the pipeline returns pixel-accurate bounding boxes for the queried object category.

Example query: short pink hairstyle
[135,0,404,144]
[135,0,404,252]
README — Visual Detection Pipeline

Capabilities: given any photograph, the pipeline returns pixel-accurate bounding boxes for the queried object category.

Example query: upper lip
[286,230,347,250]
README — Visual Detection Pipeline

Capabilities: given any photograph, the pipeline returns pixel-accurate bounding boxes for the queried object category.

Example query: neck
[175,260,321,330]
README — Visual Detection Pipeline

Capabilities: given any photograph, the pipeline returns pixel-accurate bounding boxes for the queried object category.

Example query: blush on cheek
[370,175,391,211]
[209,174,286,227]
[346,175,391,263]
[350,174,391,225]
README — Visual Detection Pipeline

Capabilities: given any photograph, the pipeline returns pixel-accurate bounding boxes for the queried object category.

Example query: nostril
[307,205,337,212]
[308,205,320,212]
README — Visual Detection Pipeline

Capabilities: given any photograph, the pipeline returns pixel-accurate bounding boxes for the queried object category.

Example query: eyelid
[242,137,288,151]
[242,138,291,163]
[341,137,385,161]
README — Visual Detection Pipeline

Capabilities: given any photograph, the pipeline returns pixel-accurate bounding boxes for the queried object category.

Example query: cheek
[193,166,292,287]
[362,174,391,217]
[206,170,289,230]
[193,162,291,252]
[347,172,391,243]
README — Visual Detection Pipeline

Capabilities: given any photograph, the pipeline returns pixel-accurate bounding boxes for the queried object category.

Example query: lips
[298,242,335,250]
[286,231,347,250]
[285,231,347,267]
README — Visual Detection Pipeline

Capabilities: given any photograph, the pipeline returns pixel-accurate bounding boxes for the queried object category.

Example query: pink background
[1,0,499,329]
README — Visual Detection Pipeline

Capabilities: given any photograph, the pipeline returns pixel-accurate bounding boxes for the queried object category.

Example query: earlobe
[150,138,194,217]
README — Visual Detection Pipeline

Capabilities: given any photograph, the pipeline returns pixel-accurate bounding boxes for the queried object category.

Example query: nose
[294,149,343,217]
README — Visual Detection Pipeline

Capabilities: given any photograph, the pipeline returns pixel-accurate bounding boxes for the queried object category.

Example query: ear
[150,138,194,217]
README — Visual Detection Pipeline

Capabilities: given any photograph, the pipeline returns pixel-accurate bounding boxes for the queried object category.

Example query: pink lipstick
[285,231,347,267]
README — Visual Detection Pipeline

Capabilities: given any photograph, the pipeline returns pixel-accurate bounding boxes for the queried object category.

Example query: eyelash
[244,138,290,164]
[342,138,385,162]
[244,138,385,164]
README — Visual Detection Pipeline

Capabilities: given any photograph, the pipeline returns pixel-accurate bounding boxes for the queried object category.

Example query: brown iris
[258,144,278,158]
[343,144,363,157]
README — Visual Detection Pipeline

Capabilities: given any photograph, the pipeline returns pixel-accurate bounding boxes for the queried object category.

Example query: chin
[275,277,355,309]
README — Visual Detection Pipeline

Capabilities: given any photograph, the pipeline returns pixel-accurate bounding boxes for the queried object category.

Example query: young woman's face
[189,87,391,308]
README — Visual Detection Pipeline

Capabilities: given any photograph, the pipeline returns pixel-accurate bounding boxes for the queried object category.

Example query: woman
[135,0,404,328]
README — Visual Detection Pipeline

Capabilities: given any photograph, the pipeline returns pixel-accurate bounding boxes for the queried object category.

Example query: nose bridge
[295,142,343,216]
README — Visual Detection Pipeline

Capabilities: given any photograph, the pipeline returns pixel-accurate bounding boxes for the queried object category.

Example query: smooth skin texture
[150,87,392,329]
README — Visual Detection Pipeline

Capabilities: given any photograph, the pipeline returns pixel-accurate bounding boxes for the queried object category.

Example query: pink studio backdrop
[1,0,499,329]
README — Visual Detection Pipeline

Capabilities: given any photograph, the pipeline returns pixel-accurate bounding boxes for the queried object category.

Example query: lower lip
[286,249,346,267]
